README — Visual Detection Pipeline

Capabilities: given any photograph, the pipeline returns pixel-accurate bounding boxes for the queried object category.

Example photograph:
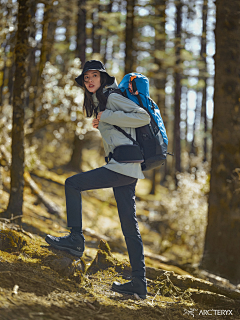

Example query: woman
[45,60,150,299]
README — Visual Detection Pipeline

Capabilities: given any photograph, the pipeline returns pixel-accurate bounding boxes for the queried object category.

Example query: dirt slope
[0,171,240,320]
[0,224,240,320]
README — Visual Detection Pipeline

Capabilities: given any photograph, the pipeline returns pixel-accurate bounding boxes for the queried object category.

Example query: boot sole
[45,236,83,257]
[111,286,146,299]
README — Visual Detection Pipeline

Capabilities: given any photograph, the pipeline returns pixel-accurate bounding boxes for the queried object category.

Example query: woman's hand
[97,111,104,121]
[92,111,104,128]
[92,118,99,129]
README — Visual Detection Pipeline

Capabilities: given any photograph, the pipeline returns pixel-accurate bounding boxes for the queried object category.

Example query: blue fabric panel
[118,73,168,145]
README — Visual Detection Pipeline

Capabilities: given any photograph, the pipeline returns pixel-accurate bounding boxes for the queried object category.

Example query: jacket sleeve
[100,93,150,128]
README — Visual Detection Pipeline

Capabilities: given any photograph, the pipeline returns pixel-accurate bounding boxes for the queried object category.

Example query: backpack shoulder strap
[104,88,139,146]
[113,125,139,146]
[104,88,123,98]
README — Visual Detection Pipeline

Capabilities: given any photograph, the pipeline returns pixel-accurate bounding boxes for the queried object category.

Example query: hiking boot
[45,231,85,257]
[112,277,147,299]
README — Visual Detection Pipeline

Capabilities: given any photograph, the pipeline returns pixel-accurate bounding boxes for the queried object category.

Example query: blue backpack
[106,73,170,171]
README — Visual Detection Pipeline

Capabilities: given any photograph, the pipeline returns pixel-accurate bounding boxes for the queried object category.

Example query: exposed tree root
[146,268,240,301]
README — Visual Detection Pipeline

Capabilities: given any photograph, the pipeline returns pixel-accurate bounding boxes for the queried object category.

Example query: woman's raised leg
[45,167,136,257]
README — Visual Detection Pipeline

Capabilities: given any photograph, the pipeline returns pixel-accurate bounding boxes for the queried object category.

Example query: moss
[0,227,87,285]
[0,249,20,263]
[0,229,27,252]
[70,269,84,284]
[22,243,57,260]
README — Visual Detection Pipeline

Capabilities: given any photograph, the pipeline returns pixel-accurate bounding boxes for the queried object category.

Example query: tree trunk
[191,0,208,159]
[68,0,87,171]
[0,53,7,108]
[0,4,11,107]
[201,78,207,161]
[150,0,166,194]
[8,33,17,106]
[184,87,188,147]
[201,0,240,283]
[124,0,136,74]
[103,1,113,65]
[173,1,182,176]
[31,0,54,137]
[191,90,200,156]
[38,1,54,78]
[76,0,86,65]
[92,6,101,54]
[46,7,57,63]
[2,0,30,222]
[26,0,37,120]
[68,133,84,171]
[200,0,208,162]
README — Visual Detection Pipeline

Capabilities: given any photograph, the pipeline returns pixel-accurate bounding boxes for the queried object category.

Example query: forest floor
[1,163,240,319]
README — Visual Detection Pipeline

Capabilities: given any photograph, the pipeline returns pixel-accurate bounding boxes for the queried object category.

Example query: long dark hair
[83,72,109,118]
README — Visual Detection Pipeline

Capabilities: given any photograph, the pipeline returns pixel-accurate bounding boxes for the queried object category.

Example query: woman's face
[83,70,101,93]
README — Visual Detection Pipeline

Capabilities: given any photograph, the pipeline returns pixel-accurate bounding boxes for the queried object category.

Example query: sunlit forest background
[0,0,240,305]
[0,0,215,174]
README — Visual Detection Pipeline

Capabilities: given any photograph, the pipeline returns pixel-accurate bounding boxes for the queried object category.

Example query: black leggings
[65,167,145,278]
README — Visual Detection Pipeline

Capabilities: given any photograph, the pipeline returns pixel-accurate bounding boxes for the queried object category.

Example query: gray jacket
[93,81,150,179]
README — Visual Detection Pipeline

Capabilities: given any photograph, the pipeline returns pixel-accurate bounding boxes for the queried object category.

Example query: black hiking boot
[45,231,85,257]
[112,277,147,299]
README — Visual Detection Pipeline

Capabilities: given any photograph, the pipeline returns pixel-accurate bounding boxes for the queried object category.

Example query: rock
[48,257,73,277]
[98,239,112,256]
[48,257,86,283]
[86,240,131,275]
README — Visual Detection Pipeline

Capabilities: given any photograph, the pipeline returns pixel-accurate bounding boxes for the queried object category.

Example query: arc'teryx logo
[183,308,198,317]
[199,309,233,316]
[183,308,233,317]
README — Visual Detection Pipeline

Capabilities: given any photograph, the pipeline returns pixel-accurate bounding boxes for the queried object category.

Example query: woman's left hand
[92,119,99,128]
[97,111,104,121]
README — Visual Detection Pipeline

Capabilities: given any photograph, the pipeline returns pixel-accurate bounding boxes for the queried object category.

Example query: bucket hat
[75,60,115,88]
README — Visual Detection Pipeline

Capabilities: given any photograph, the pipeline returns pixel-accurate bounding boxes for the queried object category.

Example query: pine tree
[201,0,240,283]
[200,0,208,162]
[150,0,167,193]
[2,0,30,221]
[173,0,182,176]
[125,0,136,73]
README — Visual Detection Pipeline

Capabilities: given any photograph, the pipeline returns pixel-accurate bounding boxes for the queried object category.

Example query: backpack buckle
[105,152,113,164]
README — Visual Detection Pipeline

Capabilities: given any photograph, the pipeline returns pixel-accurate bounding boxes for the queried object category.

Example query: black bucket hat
[75,60,115,88]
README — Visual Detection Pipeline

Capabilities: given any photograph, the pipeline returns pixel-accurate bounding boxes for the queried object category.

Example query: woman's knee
[65,175,79,190]
[65,176,72,186]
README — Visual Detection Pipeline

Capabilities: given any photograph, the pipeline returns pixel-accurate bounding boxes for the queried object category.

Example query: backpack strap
[104,88,123,98]
[104,88,140,146]
[103,88,142,163]
[94,88,122,118]
[113,125,139,146]
[131,77,145,110]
